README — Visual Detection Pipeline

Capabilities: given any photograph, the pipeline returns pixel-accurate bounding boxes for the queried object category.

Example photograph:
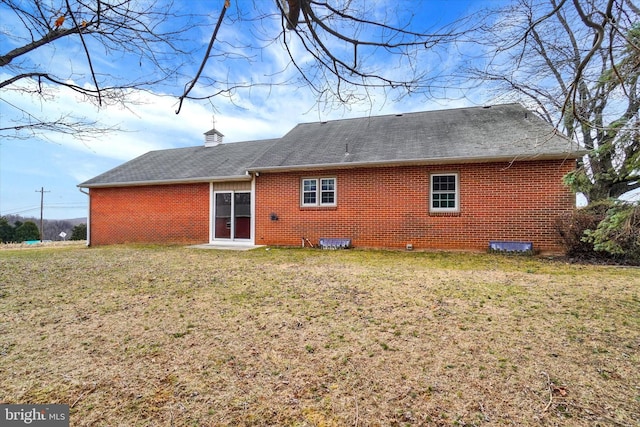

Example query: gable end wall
[89,184,209,245]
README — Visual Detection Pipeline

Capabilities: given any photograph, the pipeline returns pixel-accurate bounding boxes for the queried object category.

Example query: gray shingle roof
[79,103,584,188]
[248,103,581,171]
[79,138,278,187]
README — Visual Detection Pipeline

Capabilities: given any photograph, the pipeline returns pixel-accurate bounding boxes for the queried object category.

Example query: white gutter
[78,174,252,189]
[247,152,586,174]
[78,188,90,246]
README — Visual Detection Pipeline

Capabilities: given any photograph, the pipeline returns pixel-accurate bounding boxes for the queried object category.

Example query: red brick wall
[255,160,576,253]
[88,160,576,252]
[89,184,209,245]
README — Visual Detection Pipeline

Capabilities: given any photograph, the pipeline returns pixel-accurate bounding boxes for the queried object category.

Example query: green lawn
[1,245,638,426]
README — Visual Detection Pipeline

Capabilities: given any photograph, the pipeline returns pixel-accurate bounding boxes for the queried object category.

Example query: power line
[2,203,87,215]
[1,206,40,215]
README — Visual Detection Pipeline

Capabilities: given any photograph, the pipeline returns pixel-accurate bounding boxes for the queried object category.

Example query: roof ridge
[291,103,522,127]
[144,137,280,154]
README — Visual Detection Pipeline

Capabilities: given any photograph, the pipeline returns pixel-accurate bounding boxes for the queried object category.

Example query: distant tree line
[0,215,86,243]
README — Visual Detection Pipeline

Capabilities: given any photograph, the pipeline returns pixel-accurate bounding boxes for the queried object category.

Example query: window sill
[300,206,338,211]
[429,211,461,217]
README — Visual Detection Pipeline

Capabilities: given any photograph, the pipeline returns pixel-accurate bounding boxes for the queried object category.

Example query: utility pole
[35,187,50,242]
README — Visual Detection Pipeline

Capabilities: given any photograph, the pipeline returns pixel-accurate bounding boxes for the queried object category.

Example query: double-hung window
[301,177,336,206]
[430,173,459,213]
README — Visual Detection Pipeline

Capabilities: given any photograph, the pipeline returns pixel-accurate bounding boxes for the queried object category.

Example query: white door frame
[210,183,254,245]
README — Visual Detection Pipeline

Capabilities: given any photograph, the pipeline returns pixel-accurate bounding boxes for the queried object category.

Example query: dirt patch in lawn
[0,246,638,426]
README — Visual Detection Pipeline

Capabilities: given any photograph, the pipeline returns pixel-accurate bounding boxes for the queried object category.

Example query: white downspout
[209,182,214,243]
[78,188,90,246]
[250,173,256,245]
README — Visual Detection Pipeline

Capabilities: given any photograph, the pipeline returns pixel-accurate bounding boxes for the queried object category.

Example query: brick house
[79,104,583,253]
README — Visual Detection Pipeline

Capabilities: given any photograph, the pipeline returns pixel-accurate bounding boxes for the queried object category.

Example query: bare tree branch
[0,25,89,66]
[65,0,102,106]
[1,0,203,138]
[460,0,639,202]
[176,0,229,115]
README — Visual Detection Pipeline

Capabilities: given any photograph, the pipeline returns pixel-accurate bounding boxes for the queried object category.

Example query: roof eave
[248,152,585,173]
[78,174,252,189]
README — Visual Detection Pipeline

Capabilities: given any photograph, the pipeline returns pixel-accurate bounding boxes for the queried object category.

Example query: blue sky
[0,0,500,220]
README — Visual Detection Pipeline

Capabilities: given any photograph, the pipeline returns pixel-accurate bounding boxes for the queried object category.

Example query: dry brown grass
[0,245,638,426]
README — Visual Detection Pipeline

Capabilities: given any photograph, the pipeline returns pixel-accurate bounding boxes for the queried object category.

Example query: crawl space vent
[489,241,533,253]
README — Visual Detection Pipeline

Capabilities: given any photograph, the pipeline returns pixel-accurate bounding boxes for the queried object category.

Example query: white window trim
[301,177,337,207]
[211,188,253,243]
[430,173,459,213]
[301,178,318,206]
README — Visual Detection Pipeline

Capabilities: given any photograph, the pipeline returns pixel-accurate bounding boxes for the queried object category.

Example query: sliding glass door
[214,191,251,241]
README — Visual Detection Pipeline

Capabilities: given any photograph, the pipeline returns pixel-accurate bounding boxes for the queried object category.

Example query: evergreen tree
[15,221,41,242]
[0,217,15,243]
[70,223,87,241]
